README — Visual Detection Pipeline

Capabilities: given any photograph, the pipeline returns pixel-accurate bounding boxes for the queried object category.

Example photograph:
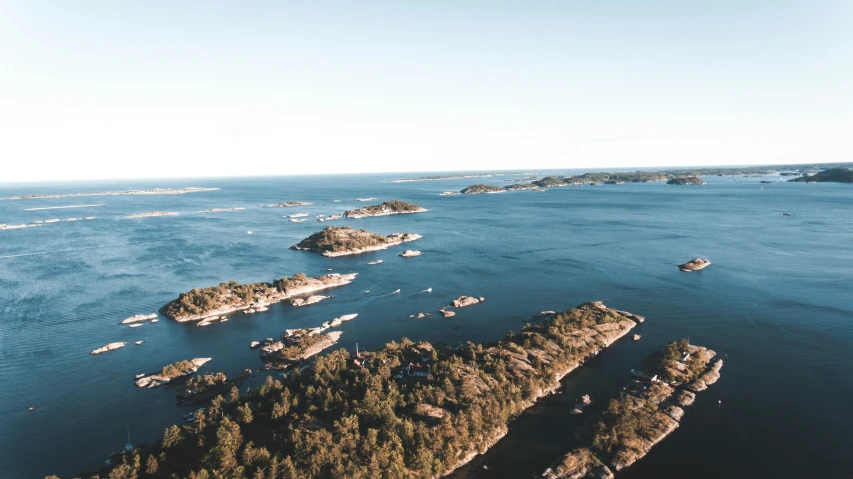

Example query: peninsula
[135,358,212,388]
[161,272,358,322]
[82,301,642,479]
[2,187,218,200]
[292,226,421,256]
[541,339,722,478]
[343,200,427,218]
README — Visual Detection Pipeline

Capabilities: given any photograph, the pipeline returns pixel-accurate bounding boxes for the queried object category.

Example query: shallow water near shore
[1,172,852,478]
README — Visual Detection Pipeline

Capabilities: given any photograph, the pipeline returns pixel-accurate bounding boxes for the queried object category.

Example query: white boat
[289,219,306,223]
[289,212,309,218]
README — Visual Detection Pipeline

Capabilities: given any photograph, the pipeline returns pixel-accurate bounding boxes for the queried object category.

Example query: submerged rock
[452,296,482,308]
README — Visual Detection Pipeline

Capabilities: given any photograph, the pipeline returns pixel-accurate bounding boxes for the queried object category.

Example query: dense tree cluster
[294,227,389,253]
[66,304,636,479]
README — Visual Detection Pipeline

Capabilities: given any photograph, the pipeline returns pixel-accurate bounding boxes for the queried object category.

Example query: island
[399,249,422,257]
[343,200,427,218]
[788,168,853,183]
[2,187,218,200]
[533,176,570,187]
[292,226,421,257]
[82,301,643,479]
[135,358,212,388]
[90,342,126,355]
[678,258,711,272]
[666,176,706,185]
[541,339,722,478]
[460,184,506,194]
[161,272,358,322]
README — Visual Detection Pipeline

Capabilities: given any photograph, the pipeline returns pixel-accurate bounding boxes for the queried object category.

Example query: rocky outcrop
[542,448,613,479]
[344,200,427,218]
[451,296,483,308]
[292,226,422,257]
[290,295,331,307]
[399,250,423,257]
[678,258,711,272]
[121,314,158,324]
[439,309,456,318]
[91,342,126,355]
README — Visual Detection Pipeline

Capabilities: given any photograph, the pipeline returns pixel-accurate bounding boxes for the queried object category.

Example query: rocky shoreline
[292,227,422,257]
[439,301,641,477]
[541,341,723,478]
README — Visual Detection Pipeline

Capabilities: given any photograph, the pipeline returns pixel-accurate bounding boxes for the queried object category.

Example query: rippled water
[1,173,851,478]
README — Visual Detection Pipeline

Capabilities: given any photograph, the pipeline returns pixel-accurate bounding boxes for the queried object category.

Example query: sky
[0,0,851,182]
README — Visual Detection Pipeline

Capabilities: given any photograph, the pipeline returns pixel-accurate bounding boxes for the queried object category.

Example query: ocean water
[1,172,851,478]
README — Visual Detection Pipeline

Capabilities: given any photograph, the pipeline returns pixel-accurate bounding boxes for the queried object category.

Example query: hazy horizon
[2,1,851,182]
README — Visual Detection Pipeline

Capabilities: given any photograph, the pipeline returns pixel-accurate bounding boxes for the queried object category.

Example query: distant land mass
[788,168,853,183]
[445,162,853,193]
[344,200,427,218]
[1,187,219,200]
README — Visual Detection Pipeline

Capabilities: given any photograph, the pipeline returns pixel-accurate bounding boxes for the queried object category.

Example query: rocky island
[90,342,126,355]
[85,301,644,479]
[271,201,313,207]
[292,226,421,257]
[460,184,505,194]
[135,358,212,388]
[788,167,853,183]
[533,176,570,187]
[162,272,358,322]
[678,258,711,272]
[343,200,427,218]
[666,176,706,185]
[541,339,722,478]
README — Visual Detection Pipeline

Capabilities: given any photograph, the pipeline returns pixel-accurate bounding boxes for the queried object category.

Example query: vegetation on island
[666,176,706,185]
[344,200,425,217]
[459,184,505,194]
[532,176,569,187]
[293,226,390,253]
[163,273,353,320]
[788,168,853,183]
[160,360,203,379]
[544,339,721,478]
[72,302,639,479]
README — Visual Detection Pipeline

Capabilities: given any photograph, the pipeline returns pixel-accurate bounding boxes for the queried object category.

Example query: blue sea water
[0,172,851,478]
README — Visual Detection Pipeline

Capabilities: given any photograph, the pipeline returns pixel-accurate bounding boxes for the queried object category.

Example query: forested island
[344,200,427,218]
[162,273,358,322]
[666,176,706,185]
[135,358,212,389]
[292,226,421,256]
[788,168,853,183]
[542,339,723,478]
[459,184,505,194]
[68,301,641,479]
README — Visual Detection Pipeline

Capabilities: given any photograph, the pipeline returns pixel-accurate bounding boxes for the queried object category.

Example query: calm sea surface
[1,172,851,478]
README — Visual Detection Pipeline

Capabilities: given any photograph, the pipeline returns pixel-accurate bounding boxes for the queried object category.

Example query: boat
[392,289,401,294]
[367,260,383,265]
[289,218,306,223]
[182,408,205,422]
[124,425,133,452]
[247,231,253,235]
[364,290,371,294]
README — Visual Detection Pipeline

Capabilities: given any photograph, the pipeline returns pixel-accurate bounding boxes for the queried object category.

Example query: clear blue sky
[1,1,850,181]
